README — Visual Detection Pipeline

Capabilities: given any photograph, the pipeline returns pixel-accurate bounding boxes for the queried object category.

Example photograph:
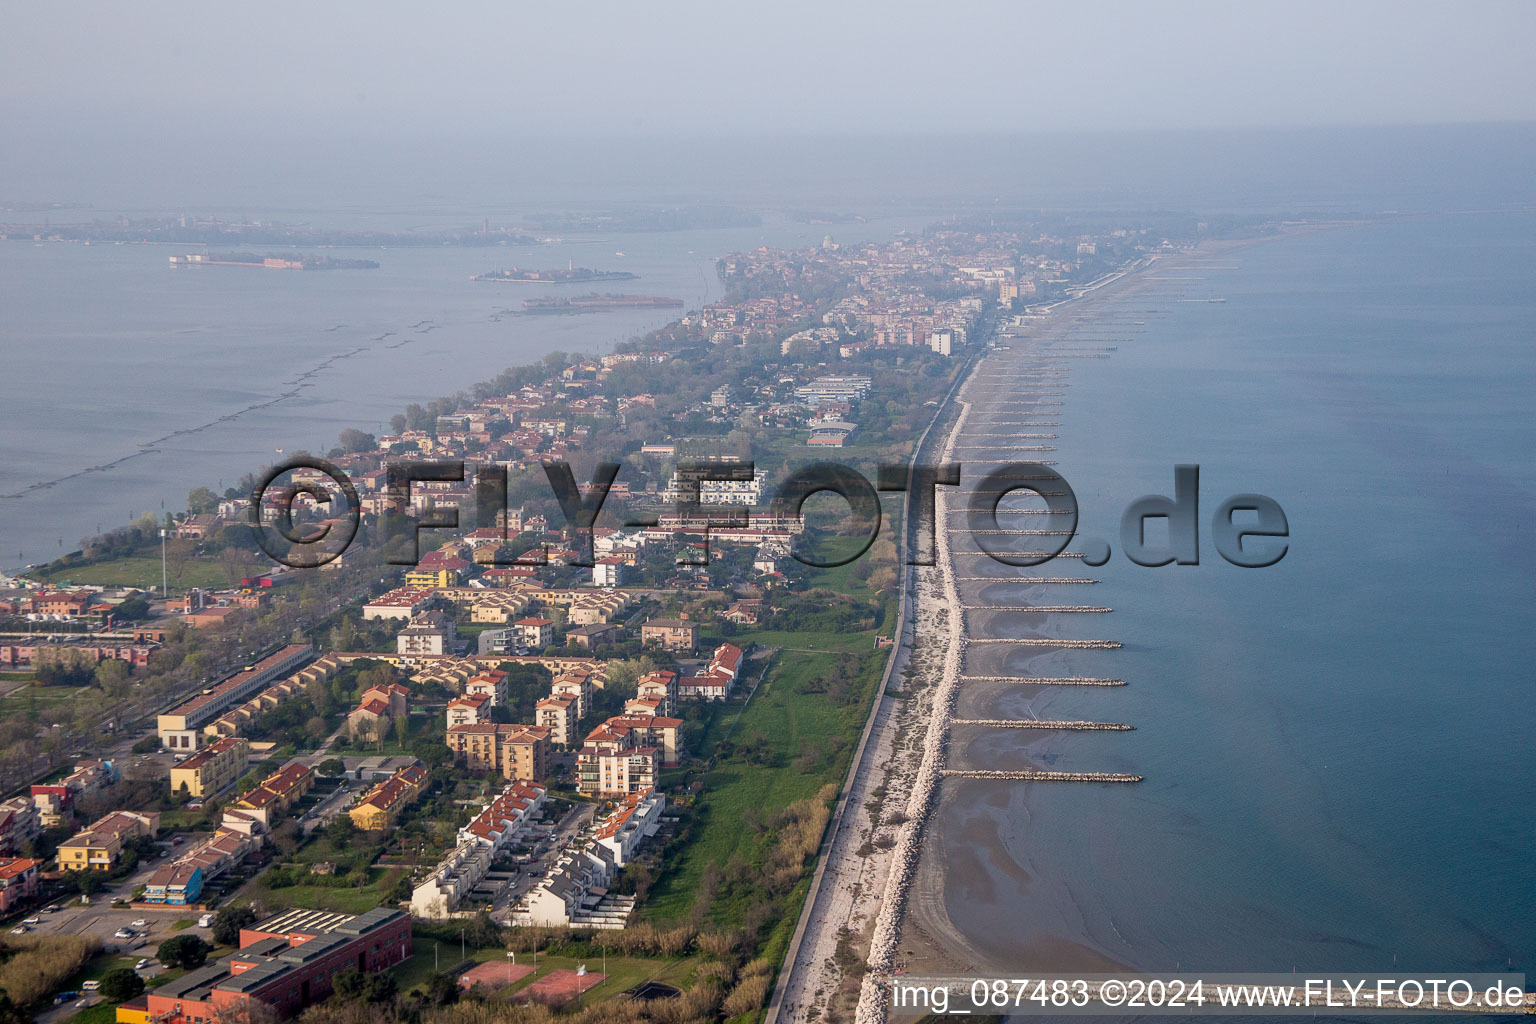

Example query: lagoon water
[931,211,1536,980]
[0,216,919,567]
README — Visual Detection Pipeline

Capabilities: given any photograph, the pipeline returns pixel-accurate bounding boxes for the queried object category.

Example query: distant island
[521,293,683,314]
[169,252,380,270]
[472,266,639,284]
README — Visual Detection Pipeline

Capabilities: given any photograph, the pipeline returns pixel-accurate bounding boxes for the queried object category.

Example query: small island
[521,293,683,314]
[472,265,639,283]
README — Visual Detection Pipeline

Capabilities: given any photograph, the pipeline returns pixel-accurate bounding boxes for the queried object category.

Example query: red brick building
[142,907,411,1022]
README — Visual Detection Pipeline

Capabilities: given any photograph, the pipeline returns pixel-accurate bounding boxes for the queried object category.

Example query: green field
[643,644,882,929]
[247,867,404,914]
[29,554,230,590]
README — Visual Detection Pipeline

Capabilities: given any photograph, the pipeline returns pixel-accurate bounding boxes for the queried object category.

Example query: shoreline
[852,240,1258,1020]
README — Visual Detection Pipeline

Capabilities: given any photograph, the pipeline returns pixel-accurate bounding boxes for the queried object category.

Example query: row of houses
[348,763,429,831]
[141,820,262,906]
[516,789,666,929]
[157,643,315,751]
[409,780,546,919]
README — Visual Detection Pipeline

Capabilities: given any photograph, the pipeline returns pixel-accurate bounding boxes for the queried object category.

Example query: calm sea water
[936,210,1536,979]
[0,216,919,567]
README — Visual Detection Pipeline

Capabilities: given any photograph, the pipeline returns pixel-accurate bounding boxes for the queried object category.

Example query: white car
[114,928,134,939]
[135,958,151,970]
[22,916,40,925]
[130,918,148,927]
[9,926,27,935]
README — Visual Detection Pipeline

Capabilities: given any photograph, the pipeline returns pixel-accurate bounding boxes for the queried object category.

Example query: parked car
[130,918,148,927]
[114,928,134,939]
[22,916,40,925]
[82,981,101,992]
[135,958,151,970]
[9,926,27,935]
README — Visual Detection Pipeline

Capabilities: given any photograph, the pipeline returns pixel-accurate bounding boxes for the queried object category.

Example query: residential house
[512,617,553,650]
[347,682,409,740]
[534,696,577,747]
[170,737,249,799]
[575,722,659,797]
[640,618,698,653]
[56,810,158,871]
[464,670,507,706]
[446,693,491,728]
[592,556,626,587]
[348,764,428,831]
[396,611,457,658]
[0,858,41,914]
[445,724,550,781]
[565,622,617,649]
[635,670,678,716]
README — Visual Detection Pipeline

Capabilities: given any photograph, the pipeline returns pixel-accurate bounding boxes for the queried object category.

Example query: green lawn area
[29,554,230,590]
[247,867,404,914]
[642,643,884,930]
[392,937,696,1004]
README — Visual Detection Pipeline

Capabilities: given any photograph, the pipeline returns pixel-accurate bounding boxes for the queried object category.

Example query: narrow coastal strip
[962,605,1112,612]
[960,675,1126,685]
[940,769,1143,782]
[856,397,974,1023]
[952,576,1096,582]
[946,508,1074,514]
[955,549,1086,558]
[956,529,1074,535]
[951,719,1134,731]
[967,637,1122,648]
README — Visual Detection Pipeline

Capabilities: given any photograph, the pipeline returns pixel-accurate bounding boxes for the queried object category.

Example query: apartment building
[157,644,314,750]
[170,737,249,799]
[56,810,159,871]
[348,764,428,831]
[575,723,659,798]
[445,723,551,781]
[535,695,577,747]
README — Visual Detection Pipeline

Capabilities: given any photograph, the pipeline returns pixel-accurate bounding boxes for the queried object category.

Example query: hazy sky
[4,0,1535,137]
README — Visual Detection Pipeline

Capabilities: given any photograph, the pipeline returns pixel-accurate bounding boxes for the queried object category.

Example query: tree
[94,658,132,698]
[338,428,376,454]
[112,596,152,621]
[325,814,357,846]
[212,905,257,946]
[218,545,259,586]
[157,934,211,970]
[99,967,146,1002]
[165,537,195,583]
[187,487,221,515]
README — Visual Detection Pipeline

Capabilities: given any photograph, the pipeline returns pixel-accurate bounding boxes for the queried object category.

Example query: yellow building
[169,736,249,799]
[57,811,159,872]
[348,764,428,831]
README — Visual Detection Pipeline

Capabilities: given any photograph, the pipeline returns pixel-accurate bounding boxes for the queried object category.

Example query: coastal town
[0,212,1204,1024]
